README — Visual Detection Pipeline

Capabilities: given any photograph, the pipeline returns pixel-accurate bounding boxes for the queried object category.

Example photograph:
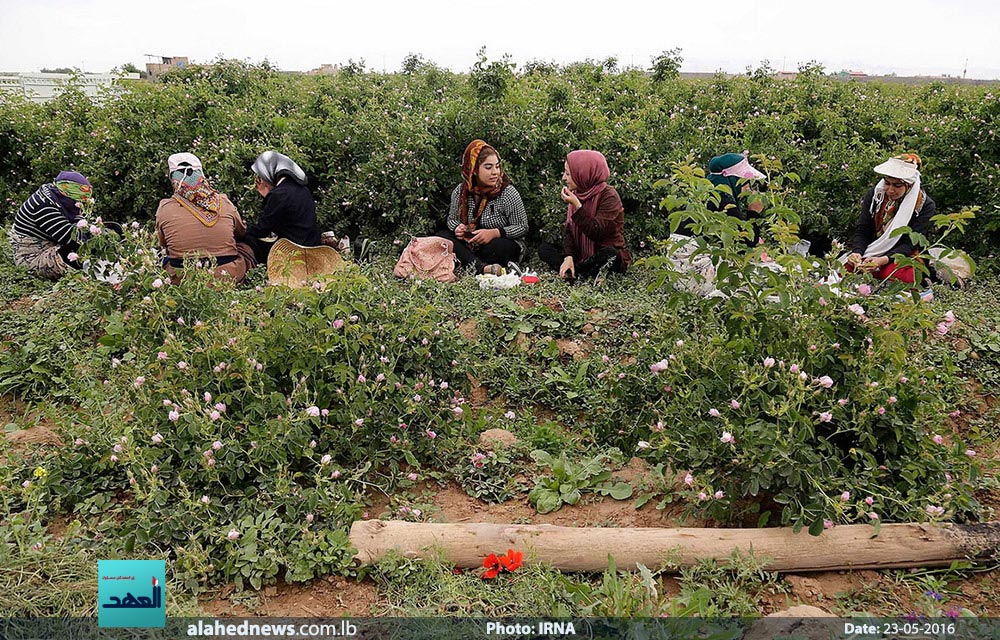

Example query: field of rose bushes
[1,58,999,617]
[0,57,999,250]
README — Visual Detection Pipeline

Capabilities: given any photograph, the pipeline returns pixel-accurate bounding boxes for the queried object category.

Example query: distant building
[146,56,189,79]
[306,64,341,75]
[0,71,140,103]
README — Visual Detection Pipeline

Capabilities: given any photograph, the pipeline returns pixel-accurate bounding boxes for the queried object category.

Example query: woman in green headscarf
[9,171,94,279]
[706,152,766,221]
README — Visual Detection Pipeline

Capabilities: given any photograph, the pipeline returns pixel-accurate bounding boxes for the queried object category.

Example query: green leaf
[533,489,563,514]
[633,492,654,509]
[808,517,825,537]
[530,450,553,466]
[606,482,634,500]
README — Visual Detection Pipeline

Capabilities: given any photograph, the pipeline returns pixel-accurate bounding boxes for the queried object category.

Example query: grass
[1,241,998,616]
[370,549,787,618]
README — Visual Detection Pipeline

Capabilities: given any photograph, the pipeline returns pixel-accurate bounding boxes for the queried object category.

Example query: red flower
[482,553,502,579]
[481,549,522,579]
[499,549,523,572]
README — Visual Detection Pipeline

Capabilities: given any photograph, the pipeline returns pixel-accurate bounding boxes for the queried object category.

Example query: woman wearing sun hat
[845,153,934,284]
[9,170,94,279]
[155,152,256,284]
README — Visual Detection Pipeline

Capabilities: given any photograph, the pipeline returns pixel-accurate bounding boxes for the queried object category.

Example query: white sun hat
[873,157,920,183]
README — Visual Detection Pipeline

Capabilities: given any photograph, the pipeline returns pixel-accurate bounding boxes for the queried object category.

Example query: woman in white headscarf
[845,153,934,284]
[155,153,256,284]
[246,151,321,263]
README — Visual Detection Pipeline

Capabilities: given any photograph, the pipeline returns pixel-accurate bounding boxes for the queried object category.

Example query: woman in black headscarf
[245,151,321,263]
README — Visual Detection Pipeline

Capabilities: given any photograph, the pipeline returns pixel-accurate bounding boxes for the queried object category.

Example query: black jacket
[246,180,321,246]
[851,186,934,257]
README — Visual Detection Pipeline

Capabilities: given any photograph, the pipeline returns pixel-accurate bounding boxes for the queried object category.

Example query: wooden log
[349,520,1000,573]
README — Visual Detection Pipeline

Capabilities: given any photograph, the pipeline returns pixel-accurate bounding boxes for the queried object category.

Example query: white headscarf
[860,173,922,258]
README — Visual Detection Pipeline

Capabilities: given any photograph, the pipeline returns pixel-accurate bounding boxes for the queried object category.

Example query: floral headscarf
[459,140,511,229]
[171,167,222,227]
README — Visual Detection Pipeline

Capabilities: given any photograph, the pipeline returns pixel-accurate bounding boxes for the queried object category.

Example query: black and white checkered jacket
[446,184,528,240]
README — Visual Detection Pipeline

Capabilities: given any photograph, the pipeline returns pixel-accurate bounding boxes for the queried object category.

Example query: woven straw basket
[267,238,346,289]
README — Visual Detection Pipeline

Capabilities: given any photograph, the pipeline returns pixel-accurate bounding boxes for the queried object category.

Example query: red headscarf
[565,150,610,261]
[459,139,511,229]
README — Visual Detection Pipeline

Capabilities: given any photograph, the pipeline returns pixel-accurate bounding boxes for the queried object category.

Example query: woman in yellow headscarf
[435,140,528,275]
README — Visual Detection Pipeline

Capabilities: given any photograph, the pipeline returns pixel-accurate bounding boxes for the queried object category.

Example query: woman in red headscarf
[538,150,632,282]
[435,140,528,275]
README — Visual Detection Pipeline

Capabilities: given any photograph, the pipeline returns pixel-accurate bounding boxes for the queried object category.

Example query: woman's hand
[455,223,469,239]
[847,253,863,267]
[560,186,582,209]
[469,228,500,247]
[559,256,575,280]
[861,255,889,272]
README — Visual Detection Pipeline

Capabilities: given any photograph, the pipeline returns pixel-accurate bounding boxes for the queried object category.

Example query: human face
[254,174,272,197]
[883,177,910,201]
[476,153,501,188]
[562,161,578,191]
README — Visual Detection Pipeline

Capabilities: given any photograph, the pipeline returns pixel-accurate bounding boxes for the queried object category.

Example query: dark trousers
[243,235,275,265]
[434,228,522,273]
[538,242,623,280]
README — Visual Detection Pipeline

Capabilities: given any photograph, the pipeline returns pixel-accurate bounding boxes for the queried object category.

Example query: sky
[1,0,999,79]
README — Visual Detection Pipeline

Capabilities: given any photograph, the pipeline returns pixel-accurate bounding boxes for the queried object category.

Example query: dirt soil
[200,478,1000,618]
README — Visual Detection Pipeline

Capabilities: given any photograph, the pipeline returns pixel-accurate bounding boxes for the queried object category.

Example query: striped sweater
[13,184,80,245]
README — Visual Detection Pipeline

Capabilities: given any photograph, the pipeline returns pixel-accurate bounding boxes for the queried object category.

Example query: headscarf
[707,153,765,216]
[459,140,511,230]
[565,150,611,262]
[54,171,93,203]
[861,154,924,258]
[168,154,222,226]
[50,171,92,221]
[252,151,308,186]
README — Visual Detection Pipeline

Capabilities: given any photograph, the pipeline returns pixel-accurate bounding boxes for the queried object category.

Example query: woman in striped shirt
[9,171,93,279]
[436,140,528,275]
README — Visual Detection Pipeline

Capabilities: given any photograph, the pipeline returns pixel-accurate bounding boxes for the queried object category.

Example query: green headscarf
[55,180,93,203]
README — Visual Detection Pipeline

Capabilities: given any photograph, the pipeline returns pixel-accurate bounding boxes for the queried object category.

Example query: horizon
[1,1,999,81]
